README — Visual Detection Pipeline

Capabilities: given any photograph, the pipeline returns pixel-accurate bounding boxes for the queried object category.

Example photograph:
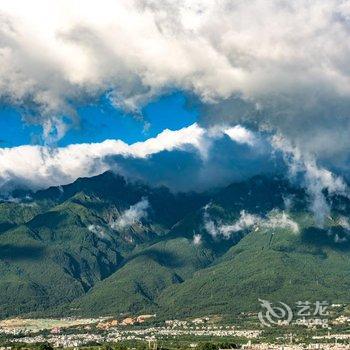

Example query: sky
[0,0,350,219]
[0,91,197,147]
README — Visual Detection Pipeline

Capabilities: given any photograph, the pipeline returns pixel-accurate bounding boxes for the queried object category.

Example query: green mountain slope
[1,171,350,319]
[157,213,350,317]
[0,172,208,318]
[71,237,215,316]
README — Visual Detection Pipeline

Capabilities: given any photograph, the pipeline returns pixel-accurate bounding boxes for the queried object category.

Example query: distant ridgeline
[1,171,350,319]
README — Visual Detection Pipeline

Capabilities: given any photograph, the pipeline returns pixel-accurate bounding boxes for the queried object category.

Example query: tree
[39,342,54,350]
[199,343,218,350]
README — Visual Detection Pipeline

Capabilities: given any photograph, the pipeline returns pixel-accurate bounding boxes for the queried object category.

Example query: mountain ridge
[1,171,350,319]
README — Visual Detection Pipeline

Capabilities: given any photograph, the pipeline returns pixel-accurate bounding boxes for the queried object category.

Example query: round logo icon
[258,298,293,327]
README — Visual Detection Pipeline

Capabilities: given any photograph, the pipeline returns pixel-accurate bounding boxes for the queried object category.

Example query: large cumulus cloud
[1,0,350,146]
[1,0,350,224]
[0,124,274,192]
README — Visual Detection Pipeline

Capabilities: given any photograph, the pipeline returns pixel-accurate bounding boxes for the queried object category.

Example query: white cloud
[88,224,107,239]
[1,0,350,142]
[192,234,202,246]
[203,207,299,239]
[202,203,219,238]
[0,123,256,192]
[263,210,299,234]
[203,218,218,238]
[110,198,149,230]
[219,211,261,239]
[337,216,350,232]
[272,134,349,226]
[1,0,350,195]
[224,126,256,146]
[334,234,347,244]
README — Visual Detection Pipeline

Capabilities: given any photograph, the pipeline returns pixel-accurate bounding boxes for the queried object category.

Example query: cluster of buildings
[331,315,350,325]
[242,343,350,349]
[11,333,109,348]
[4,317,261,348]
[2,315,350,349]
[0,317,105,335]
[96,314,156,330]
[107,324,261,339]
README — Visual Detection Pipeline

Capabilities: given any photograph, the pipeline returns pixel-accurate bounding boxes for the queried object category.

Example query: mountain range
[1,171,350,319]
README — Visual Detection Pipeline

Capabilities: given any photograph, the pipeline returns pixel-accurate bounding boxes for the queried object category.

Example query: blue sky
[0,0,348,207]
[0,92,198,147]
